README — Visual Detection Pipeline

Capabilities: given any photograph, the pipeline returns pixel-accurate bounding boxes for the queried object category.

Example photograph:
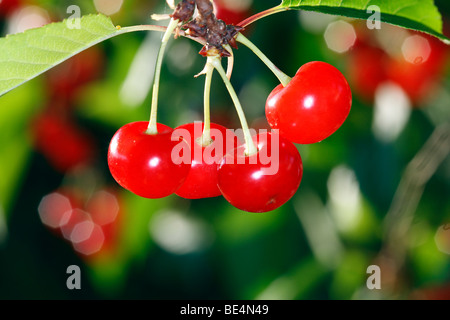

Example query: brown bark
[172,0,243,56]
[171,0,196,22]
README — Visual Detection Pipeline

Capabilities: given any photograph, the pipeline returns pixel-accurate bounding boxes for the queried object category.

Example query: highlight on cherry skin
[217,131,303,213]
[106,122,302,213]
[173,122,240,200]
[266,61,352,145]
[107,121,191,199]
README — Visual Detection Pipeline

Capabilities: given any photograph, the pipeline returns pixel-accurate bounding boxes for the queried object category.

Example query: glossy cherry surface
[108,122,190,199]
[217,131,303,213]
[174,122,239,199]
[266,61,352,144]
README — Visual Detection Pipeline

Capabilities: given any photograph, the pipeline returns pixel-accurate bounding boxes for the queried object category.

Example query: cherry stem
[208,56,258,156]
[119,24,205,46]
[236,33,291,87]
[146,18,179,135]
[223,44,234,80]
[237,6,289,28]
[199,62,214,146]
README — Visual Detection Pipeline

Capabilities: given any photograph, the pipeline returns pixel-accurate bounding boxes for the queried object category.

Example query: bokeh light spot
[94,0,123,16]
[60,209,92,240]
[149,210,214,255]
[86,191,119,226]
[324,20,356,53]
[435,224,450,255]
[38,193,73,229]
[72,223,105,256]
[70,220,95,244]
[402,35,431,65]
[8,5,50,34]
[372,82,411,143]
[327,165,362,232]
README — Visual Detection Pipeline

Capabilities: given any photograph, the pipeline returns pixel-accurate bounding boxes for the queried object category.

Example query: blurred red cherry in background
[31,112,96,172]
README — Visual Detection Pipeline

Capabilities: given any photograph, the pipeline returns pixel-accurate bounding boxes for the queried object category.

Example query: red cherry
[86,189,120,226]
[31,113,95,172]
[108,121,191,199]
[348,44,388,101]
[173,122,240,199]
[217,131,303,213]
[70,220,105,257]
[385,33,448,103]
[38,188,82,232]
[39,185,125,259]
[85,189,122,253]
[46,47,104,102]
[266,61,352,144]
[214,0,250,25]
[0,0,22,17]
[60,208,92,241]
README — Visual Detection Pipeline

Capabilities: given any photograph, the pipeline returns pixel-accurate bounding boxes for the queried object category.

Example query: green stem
[146,18,179,135]
[118,24,168,34]
[236,33,291,87]
[208,56,258,156]
[200,62,214,146]
[118,24,205,46]
[223,44,234,80]
[237,6,289,28]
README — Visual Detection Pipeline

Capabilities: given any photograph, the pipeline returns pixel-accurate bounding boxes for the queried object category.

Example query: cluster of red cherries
[108,0,353,213]
[347,22,448,105]
[3,0,353,214]
[108,61,352,213]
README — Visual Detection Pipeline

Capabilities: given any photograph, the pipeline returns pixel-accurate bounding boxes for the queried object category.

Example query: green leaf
[0,14,122,97]
[280,0,449,42]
